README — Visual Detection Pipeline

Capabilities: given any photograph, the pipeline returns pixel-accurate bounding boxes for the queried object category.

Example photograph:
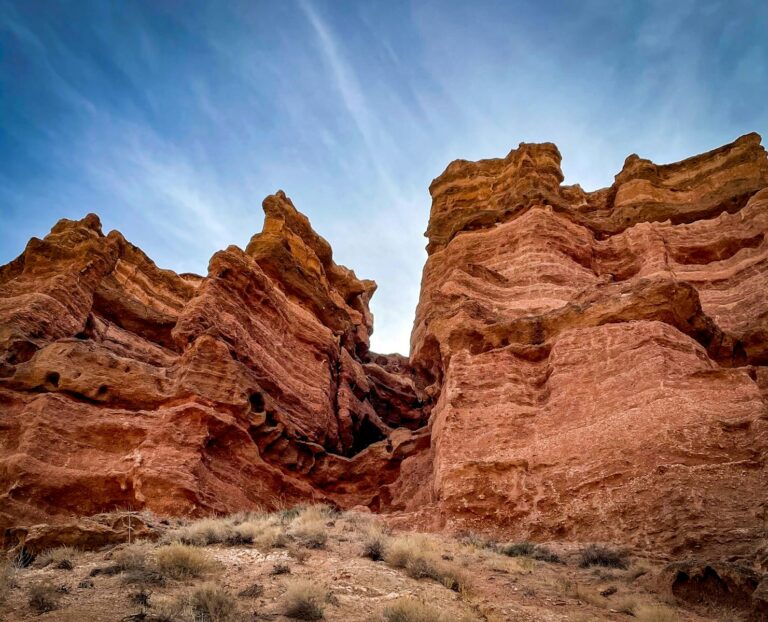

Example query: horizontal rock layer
[2,134,767,564]
[399,133,768,560]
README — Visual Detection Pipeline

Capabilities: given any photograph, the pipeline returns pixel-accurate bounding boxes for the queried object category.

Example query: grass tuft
[37,545,79,569]
[28,582,59,613]
[155,543,215,580]
[635,605,678,622]
[578,544,628,569]
[383,597,445,622]
[189,583,238,622]
[282,579,326,620]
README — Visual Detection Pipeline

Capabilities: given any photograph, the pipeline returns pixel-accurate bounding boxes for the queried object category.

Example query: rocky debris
[401,133,768,557]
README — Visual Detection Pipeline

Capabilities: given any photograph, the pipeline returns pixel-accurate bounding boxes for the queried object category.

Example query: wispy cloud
[1,0,766,353]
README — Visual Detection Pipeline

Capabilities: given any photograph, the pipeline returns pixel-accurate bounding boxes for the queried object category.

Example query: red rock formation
[2,134,767,564]
[399,133,768,559]
[0,192,428,531]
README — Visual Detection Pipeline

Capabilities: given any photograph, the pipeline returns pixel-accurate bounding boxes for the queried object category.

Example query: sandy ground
[0,511,728,622]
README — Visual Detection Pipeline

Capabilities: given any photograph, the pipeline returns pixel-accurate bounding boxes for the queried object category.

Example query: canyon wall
[1,134,767,559]
[0,191,428,530]
[399,133,768,557]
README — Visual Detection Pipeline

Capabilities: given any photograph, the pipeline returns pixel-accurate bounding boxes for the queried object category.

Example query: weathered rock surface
[399,133,768,561]
[0,191,428,534]
[2,134,767,567]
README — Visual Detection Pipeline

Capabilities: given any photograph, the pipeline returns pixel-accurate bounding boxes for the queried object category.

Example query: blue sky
[1,1,767,354]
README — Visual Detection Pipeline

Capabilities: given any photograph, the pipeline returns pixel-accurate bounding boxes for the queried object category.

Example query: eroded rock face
[400,133,768,559]
[0,191,428,531]
[2,135,767,563]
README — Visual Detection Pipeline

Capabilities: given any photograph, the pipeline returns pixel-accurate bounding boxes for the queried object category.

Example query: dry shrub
[113,542,151,571]
[235,518,287,549]
[167,517,234,546]
[28,582,59,613]
[282,579,326,620]
[361,526,388,561]
[155,543,214,579]
[37,545,79,569]
[0,561,15,603]
[189,583,238,622]
[578,544,628,569]
[498,541,535,557]
[615,597,638,615]
[385,535,429,568]
[559,579,605,608]
[383,597,445,622]
[290,506,330,549]
[238,582,264,598]
[635,605,678,622]
[271,562,291,575]
[288,545,311,563]
[385,535,469,593]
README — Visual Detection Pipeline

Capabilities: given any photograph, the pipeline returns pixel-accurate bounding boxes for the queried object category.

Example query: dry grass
[282,579,326,620]
[36,545,79,569]
[28,582,59,613]
[289,505,331,549]
[361,526,388,561]
[235,518,287,549]
[113,542,151,571]
[0,560,14,603]
[635,605,678,622]
[615,597,638,615]
[167,517,234,546]
[155,543,215,580]
[578,544,628,569]
[382,597,445,622]
[559,579,606,608]
[238,582,264,598]
[189,583,238,622]
[385,534,470,593]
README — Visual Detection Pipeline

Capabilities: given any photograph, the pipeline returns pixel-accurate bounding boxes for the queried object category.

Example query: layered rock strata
[1,134,767,564]
[0,192,428,531]
[400,133,768,558]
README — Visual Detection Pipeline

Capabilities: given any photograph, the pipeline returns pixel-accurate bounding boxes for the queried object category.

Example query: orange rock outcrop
[1,134,767,562]
[400,133,768,558]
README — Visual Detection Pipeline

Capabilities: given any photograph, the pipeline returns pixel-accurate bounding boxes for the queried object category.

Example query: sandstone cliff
[1,134,767,562]
[401,133,768,558]
[0,191,428,529]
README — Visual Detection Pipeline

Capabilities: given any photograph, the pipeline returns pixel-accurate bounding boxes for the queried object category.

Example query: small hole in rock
[97,385,108,396]
[46,372,60,387]
[249,392,265,412]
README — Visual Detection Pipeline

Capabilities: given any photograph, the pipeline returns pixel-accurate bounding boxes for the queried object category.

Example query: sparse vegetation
[271,562,291,575]
[383,597,445,622]
[498,541,535,557]
[615,597,638,615]
[385,534,469,593]
[113,542,152,571]
[36,545,79,569]
[635,605,678,622]
[238,582,264,598]
[290,505,330,549]
[282,579,326,620]
[28,582,59,613]
[0,560,15,603]
[578,544,628,569]
[361,527,388,561]
[189,583,238,622]
[155,543,214,579]
[1,509,690,622]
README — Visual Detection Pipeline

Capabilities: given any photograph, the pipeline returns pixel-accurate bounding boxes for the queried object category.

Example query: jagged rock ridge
[1,134,767,563]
